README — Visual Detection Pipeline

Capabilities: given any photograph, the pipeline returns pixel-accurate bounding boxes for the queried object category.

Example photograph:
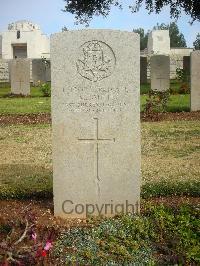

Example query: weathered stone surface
[148,30,170,55]
[32,59,51,85]
[150,55,170,91]
[0,59,10,82]
[10,59,30,95]
[140,57,147,84]
[51,30,141,218]
[190,51,200,111]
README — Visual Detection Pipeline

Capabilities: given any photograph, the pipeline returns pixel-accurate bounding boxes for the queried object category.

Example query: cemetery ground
[0,84,200,265]
[0,81,191,115]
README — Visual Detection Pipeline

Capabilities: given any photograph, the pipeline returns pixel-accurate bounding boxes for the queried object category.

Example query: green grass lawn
[140,94,190,112]
[140,79,189,95]
[0,87,50,114]
[0,85,190,114]
[0,121,199,199]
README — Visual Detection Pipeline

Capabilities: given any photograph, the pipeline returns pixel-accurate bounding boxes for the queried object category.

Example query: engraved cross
[78,118,115,181]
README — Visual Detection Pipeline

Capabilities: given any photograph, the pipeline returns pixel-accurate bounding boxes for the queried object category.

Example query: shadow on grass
[0,164,199,200]
[0,164,52,199]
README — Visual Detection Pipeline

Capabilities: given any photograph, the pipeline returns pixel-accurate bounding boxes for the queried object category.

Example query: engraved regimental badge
[76,40,116,82]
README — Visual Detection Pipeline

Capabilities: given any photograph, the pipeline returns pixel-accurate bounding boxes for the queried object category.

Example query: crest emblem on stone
[76,40,116,82]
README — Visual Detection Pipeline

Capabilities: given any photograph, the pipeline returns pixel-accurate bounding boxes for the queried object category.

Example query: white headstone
[150,55,170,91]
[10,59,30,95]
[148,30,170,55]
[51,30,141,218]
[191,50,200,111]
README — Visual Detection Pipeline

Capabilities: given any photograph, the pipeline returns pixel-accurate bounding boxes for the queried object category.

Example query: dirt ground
[0,197,199,233]
[0,111,199,125]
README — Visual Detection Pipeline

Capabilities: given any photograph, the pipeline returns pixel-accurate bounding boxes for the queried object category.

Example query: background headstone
[190,51,200,111]
[148,30,170,55]
[0,59,10,83]
[32,59,51,85]
[10,59,30,95]
[150,55,170,91]
[183,56,191,75]
[140,56,147,84]
[51,30,141,218]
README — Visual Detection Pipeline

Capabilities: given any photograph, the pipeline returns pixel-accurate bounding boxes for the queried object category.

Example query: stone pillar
[190,51,200,111]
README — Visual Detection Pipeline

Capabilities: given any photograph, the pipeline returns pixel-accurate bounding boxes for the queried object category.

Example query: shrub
[174,68,190,94]
[144,89,170,116]
[39,82,51,97]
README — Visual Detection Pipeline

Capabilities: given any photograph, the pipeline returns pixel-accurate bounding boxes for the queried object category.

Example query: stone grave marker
[140,56,147,84]
[0,59,10,83]
[150,55,170,91]
[32,59,51,85]
[51,30,141,218]
[183,56,191,76]
[10,59,30,95]
[190,51,200,111]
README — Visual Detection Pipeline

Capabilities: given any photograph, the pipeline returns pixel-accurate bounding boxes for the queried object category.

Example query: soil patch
[0,111,200,125]
[0,197,199,231]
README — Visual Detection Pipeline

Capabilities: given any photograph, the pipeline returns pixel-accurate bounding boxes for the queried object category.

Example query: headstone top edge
[50,29,140,40]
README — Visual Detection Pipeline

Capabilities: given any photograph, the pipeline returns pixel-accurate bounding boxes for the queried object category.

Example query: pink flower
[44,240,53,251]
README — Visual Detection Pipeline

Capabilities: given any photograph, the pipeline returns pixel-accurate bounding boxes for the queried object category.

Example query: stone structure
[0,21,50,59]
[140,56,147,84]
[148,30,170,55]
[183,56,191,75]
[0,59,10,82]
[170,48,193,79]
[142,47,193,80]
[150,55,170,91]
[190,51,200,111]
[32,59,51,85]
[51,30,141,218]
[10,59,30,95]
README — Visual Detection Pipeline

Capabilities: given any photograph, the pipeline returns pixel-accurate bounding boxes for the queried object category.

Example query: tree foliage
[193,33,200,50]
[133,28,149,50]
[153,22,187,47]
[63,0,200,25]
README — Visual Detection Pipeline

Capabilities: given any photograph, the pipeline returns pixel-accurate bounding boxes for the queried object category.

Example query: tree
[193,33,200,50]
[63,0,200,25]
[153,22,187,47]
[133,28,149,50]
[62,26,68,32]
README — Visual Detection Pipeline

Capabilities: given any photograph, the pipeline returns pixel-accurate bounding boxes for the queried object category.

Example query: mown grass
[0,86,50,114]
[0,121,199,199]
[140,94,190,112]
[0,86,190,114]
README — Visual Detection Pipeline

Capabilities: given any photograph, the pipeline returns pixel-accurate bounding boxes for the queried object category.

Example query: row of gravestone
[7,52,200,112]
[1,30,199,218]
[148,53,200,112]
[140,55,191,84]
[0,59,51,93]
